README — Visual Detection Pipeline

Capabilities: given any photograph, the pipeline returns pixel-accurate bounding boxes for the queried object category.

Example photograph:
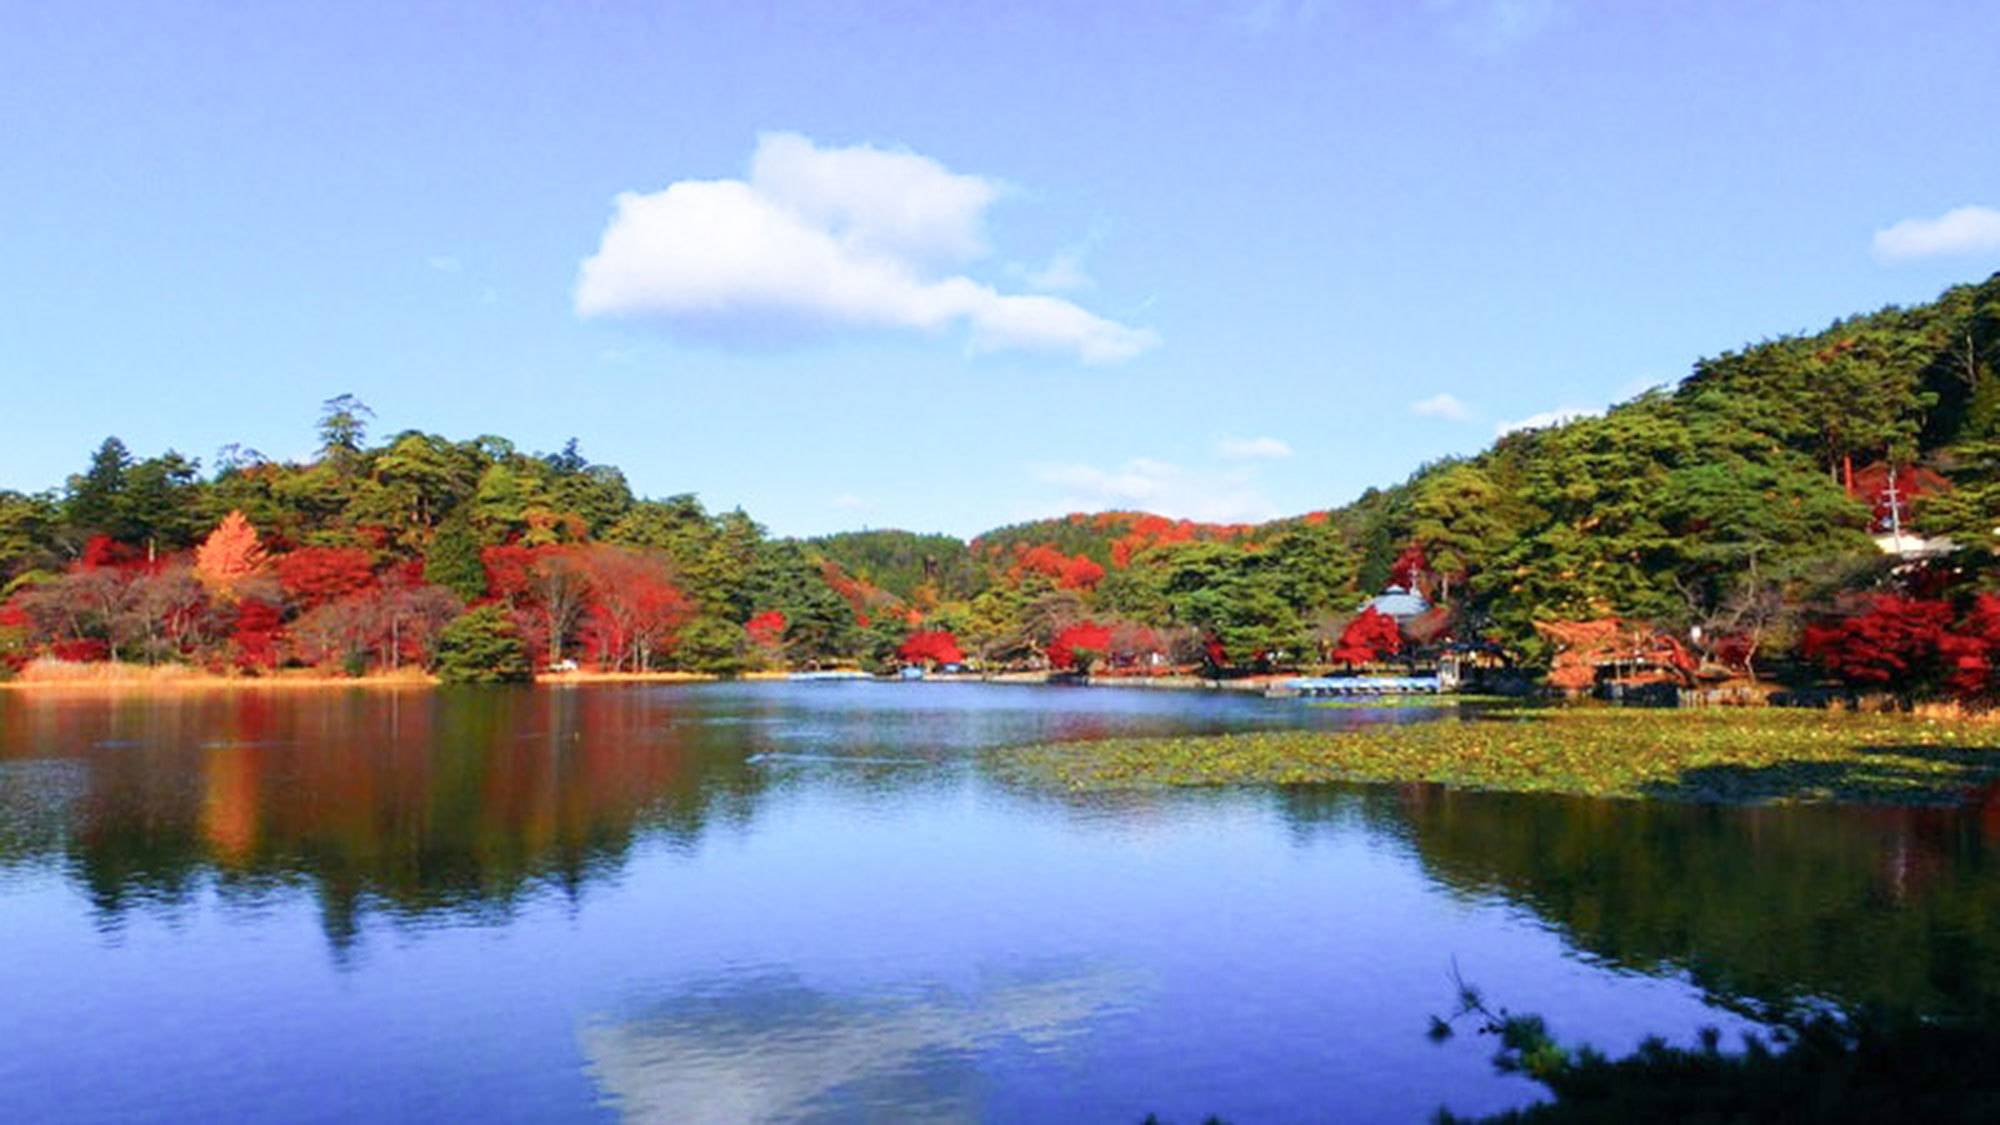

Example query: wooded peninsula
[7,273,2000,698]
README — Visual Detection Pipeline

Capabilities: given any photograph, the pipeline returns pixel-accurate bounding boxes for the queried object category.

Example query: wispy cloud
[1872,205,2000,262]
[1216,436,1293,460]
[1496,406,1595,435]
[1017,247,1094,294]
[1030,457,1281,524]
[1428,0,1559,52]
[426,255,462,273]
[1411,393,1475,422]
[1227,0,1331,37]
[576,133,1157,364]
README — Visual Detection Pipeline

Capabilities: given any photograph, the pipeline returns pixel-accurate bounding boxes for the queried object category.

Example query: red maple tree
[1332,608,1402,667]
[1049,622,1113,670]
[276,547,376,610]
[1802,595,1954,690]
[897,630,965,667]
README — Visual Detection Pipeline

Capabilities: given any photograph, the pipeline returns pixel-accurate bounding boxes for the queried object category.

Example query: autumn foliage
[1331,608,1402,667]
[746,611,786,646]
[1535,618,1696,691]
[1008,544,1106,591]
[896,630,965,667]
[193,510,267,594]
[1048,622,1113,671]
[1799,595,2000,699]
[276,547,376,609]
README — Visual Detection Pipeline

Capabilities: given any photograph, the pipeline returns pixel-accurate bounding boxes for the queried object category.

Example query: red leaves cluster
[482,544,691,671]
[1803,594,2000,698]
[819,560,888,626]
[0,598,29,672]
[746,611,786,646]
[50,638,111,662]
[1851,462,1949,529]
[897,630,965,667]
[1048,622,1113,670]
[481,544,539,602]
[1110,516,1202,568]
[1388,544,1429,593]
[79,536,154,574]
[277,547,376,609]
[1008,544,1105,590]
[231,598,285,670]
[1332,607,1402,667]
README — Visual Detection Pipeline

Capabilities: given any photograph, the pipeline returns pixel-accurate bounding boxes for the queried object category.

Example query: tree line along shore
[6,275,2000,700]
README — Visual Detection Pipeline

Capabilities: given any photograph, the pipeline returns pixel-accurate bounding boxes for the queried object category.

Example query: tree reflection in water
[0,686,770,950]
[1277,782,2000,1018]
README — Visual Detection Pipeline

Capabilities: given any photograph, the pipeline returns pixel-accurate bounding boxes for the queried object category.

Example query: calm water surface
[2,682,1996,1124]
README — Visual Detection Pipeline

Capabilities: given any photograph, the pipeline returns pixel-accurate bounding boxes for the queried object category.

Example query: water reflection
[582,963,1141,1124]
[1274,784,2000,1017]
[9,683,2000,1030]
[0,687,772,946]
[0,683,1337,954]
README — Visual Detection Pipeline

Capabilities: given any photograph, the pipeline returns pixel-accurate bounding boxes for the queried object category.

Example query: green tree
[64,437,132,540]
[423,518,489,602]
[116,450,203,554]
[0,490,60,580]
[1151,541,1306,669]
[433,604,531,683]
[674,614,748,674]
[317,394,374,470]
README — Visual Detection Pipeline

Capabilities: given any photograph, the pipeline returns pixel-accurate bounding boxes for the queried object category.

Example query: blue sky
[5,0,1998,539]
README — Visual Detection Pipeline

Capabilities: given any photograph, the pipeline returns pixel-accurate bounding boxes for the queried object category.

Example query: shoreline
[0,663,1284,694]
[0,661,729,692]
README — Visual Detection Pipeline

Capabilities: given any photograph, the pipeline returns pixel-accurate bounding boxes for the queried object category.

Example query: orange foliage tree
[194,511,267,596]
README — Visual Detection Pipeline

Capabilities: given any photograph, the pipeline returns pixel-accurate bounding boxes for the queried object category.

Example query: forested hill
[3,274,2000,690]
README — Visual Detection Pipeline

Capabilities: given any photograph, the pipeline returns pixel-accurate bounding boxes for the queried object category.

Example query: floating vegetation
[999,708,2000,805]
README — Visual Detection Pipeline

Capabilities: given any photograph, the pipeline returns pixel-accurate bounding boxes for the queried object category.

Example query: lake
[2,682,1996,1123]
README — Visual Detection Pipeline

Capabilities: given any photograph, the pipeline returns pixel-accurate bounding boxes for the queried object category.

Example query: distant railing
[1272,675,1441,698]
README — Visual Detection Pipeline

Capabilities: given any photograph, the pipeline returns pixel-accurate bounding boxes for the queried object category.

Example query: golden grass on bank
[2,659,437,691]
[0,660,737,692]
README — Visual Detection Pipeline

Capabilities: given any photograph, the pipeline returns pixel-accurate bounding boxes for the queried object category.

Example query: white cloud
[427,255,462,273]
[575,133,1157,364]
[1031,458,1281,524]
[1411,393,1474,421]
[1216,436,1293,460]
[1872,206,2000,262]
[1496,406,1596,436]
[830,494,871,511]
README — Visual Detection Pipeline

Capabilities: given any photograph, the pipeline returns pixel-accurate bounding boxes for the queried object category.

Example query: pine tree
[423,519,488,601]
[434,604,531,683]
